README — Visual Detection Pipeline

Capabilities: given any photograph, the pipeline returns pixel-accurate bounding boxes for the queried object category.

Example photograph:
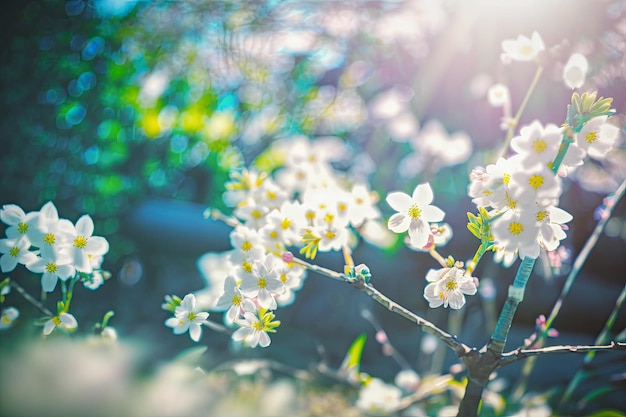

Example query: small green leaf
[340,333,367,375]
[583,410,624,417]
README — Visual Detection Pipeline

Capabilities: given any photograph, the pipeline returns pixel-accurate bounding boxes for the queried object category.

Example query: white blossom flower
[423,263,477,309]
[487,83,511,108]
[26,252,75,293]
[537,206,573,252]
[511,121,562,165]
[386,183,445,248]
[239,255,284,310]
[0,237,38,273]
[43,312,78,335]
[510,162,562,207]
[0,204,39,244]
[563,53,588,89]
[165,293,210,342]
[355,377,402,414]
[501,31,545,62]
[347,184,381,228]
[575,116,620,160]
[67,215,109,273]
[0,306,19,330]
[214,275,256,323]
[232,306,280,348]
[491,209,541,259]
[28,202,74,261]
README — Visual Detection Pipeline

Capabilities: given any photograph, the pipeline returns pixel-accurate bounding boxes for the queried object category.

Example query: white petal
[408,219,429,248]
[232,327,253,342]
[43,320,56,335]
[189,323,202,342]
[59,313,78,329]
[75,215,95,237]
[448,292,466,310]
[257,289,277,310]
[0,204,25,225]
[85,236,109,256]
[41,273,58,292]
[388,213,409,233]
[386,192,412,212]
[39,201,59,222]
[258,331,271,347]
[0,254,18,273]
[165,317,180,328]
[422,205,445,222]
[412,183,433,205]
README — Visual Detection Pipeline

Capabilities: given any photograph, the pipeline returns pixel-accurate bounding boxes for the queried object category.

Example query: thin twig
[292,256,471,358]
[10,280,53,316]
[498,341,626,367]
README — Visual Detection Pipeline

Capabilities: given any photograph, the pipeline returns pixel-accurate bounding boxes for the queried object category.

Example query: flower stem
[10,280,53,316]
[500,65,543,159]
[487,256,536,355]
[559,284,626,407]
[510,177,626,400]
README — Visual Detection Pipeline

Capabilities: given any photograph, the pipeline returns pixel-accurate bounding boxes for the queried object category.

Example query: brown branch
[498,341,626,368]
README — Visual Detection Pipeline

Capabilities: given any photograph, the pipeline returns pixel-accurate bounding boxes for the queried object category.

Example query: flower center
[280,218,291,230]
[257,276,267,289]
[280,273,287,283]
[536,210,548,222]
[408,205,422,220]
[532,138,547,153]
[9,247,19,257]
[508,221,524,235]
[585,131,598,144]
[503,173,511,185]
[52,316,62,326]
[252,320,263,331]
[17,222,28,234]
[45,263,58,273]
[73,235,88,249]
[241,241,253,252]
[187,312,197,321]
[43,233,56,245]
[324,230,336,240]
[231,294,242,306]
[242,261,253,273]
[445,279,457,291]
[528,174,544,189]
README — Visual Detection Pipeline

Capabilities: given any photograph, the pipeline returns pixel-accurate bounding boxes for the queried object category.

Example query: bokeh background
[1,0,626,415]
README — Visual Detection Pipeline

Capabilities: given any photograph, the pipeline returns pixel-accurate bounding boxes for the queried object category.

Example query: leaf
[339,333,367,378]
[583,410,625,417]
[578,386,615,409]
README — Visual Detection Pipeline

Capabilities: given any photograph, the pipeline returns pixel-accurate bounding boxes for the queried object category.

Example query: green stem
[559,284,626,407]
[488,256,536,355]
[499,65,543,159]
[511,177,626,400]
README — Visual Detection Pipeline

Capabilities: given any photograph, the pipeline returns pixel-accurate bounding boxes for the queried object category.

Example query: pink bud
[375,330,388,344]
[282,252,294,263]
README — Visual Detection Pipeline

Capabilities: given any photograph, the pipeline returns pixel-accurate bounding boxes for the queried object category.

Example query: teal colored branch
[488,256,536,355]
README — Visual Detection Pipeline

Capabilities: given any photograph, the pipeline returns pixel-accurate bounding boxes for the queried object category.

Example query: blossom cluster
[472,110,618,262]
[0,202,110,333]
[165,136,387,347]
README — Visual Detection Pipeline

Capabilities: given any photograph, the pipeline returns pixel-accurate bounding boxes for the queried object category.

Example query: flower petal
[422,205,445,222]
[75,215,95,237]
[408,219,429,248]
[189,323,202,342]
[412,183,433,205]
[386,192,412,212]
[388,213,409,233]
[258,331,271,347]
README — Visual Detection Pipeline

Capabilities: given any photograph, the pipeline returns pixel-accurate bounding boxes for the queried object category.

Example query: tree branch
[291,256,471,358]
[498,341,626,367]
